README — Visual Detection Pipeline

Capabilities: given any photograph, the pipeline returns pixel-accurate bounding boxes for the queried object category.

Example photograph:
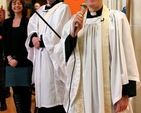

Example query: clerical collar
[45,0,60,10]
[87,6,103,18]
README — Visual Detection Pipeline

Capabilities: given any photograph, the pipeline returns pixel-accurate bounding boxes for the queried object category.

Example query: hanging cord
[66,35,76,113]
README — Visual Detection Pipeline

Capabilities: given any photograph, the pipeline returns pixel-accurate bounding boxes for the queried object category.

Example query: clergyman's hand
[114,95,129,113]
[32,37,40,49]
[71,11,84,37]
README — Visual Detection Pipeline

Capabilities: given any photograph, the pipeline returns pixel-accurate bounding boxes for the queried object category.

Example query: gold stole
[74,5,112,113]
[101,5,112,113]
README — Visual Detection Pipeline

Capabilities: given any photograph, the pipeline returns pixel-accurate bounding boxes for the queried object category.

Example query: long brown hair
[8,0,27,18]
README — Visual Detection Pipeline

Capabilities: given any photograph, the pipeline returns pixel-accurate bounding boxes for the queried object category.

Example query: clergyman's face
[85,0,102,11]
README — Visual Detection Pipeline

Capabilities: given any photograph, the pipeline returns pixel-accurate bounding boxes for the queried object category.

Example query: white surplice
[25,3,71,108]
[51,5,141,113]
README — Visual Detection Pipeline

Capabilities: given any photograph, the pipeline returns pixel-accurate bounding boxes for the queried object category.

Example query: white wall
[103,0,126,10]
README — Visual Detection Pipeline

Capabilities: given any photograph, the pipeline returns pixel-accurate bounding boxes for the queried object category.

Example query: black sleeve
[122,80,136,97]
[29,33,45,48]
[29,32,37,47]
[40,35,45,47]
[65,34,77,62]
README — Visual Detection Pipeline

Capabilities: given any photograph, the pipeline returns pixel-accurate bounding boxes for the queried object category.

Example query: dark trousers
[12,86,32,113]
[38,105,66,113]
[0,56,6,101]
[0,56,7,111]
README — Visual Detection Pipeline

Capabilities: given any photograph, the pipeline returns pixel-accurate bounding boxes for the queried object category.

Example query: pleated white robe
[25,3,71,108]
[51,5,140,113]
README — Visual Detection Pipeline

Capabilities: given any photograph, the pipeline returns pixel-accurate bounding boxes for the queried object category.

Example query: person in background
[34,2,41,10]
[0,21,7,111]
[2,0,33,113]
[25,0,71,113]
[51,0,141,113]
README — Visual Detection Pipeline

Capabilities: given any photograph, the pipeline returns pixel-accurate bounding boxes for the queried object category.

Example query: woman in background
[2,0,33,113]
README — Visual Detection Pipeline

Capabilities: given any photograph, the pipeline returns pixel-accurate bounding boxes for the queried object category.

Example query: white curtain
[103,0,126,11]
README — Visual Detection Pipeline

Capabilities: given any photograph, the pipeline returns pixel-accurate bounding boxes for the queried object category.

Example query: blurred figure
[25,0,71,113]
[2,0,33,113]
[34,2,41,10]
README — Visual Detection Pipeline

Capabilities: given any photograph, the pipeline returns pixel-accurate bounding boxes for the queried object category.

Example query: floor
[0,87,36,113]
